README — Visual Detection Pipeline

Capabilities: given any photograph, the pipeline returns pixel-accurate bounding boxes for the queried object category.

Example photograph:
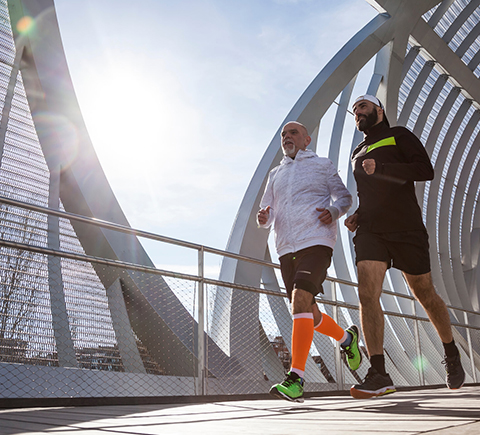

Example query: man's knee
[404,272,438,306]
[357,260,386,304]
[292,288,314,314]
[358,287,380,306]
[415,286,442,311]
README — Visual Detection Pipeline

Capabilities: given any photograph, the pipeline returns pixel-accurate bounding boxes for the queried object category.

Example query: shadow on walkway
[0,386,479,435]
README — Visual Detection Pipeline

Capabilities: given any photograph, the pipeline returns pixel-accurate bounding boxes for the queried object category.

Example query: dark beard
[357,109,378,132]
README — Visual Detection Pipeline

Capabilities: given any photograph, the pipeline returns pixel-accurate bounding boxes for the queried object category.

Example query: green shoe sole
[269,385,304,403]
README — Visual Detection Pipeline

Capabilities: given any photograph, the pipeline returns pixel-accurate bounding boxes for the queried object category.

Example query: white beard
[282,143,296,157]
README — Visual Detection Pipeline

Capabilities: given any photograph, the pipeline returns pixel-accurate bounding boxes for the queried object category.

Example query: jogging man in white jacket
[257,121,361,402]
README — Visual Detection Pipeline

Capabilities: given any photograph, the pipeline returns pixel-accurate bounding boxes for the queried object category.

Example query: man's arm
[344,211,358,232]
[257,206,271,226]
[324,161,353,221]
[375,128,434,181]
[316,207,333,224]
[257,169,276,228]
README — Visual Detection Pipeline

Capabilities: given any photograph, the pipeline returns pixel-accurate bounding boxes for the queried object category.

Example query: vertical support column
[332,281,344,390]
[464,311,477,383]
[106,278,146,373]
[196,246,206,395]
[48,165,77,367]
[0,45,23,159]
[412,299,424,386]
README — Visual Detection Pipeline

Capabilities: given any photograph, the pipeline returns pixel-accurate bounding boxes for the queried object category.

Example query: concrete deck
[0,386,479,435]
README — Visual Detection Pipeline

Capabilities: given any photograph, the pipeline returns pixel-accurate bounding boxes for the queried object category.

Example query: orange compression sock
[290,313,314,378]
[314,312,346,342]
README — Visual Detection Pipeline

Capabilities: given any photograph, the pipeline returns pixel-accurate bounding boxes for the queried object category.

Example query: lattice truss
[212,0,480,382]
[0,0,192,381]
[0,0,126,369]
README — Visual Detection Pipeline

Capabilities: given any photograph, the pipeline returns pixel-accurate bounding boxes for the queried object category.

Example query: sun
[73,60,197,184]
[76,68,160,174]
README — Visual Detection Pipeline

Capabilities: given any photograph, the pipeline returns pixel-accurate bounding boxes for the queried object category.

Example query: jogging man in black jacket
[345,94,465,399]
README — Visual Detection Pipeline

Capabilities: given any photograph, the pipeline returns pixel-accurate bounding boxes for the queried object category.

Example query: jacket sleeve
[257,169,276,228]
[378,128,434,181]
[326,161,352,221]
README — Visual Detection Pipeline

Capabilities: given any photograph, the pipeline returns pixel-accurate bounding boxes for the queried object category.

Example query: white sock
[290,367,304,378]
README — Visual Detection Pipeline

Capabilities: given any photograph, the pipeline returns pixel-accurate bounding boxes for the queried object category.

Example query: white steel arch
[0,0,478,398]
[214,0,480,384]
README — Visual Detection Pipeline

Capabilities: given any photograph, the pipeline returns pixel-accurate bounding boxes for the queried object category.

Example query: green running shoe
[269,371,304,403]
[342,325,362,371]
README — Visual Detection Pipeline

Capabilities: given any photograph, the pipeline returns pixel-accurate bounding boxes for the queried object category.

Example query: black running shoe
[350,366,396,399]
[443,354,465,389]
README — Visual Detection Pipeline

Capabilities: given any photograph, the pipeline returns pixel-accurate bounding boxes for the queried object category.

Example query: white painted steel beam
[221,0,480,385]
[442,0,480,44]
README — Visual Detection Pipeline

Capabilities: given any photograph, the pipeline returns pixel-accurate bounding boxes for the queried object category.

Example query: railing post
[331,280,344,390]
[412,299,425,386]
[196,246,206,395]
[464,311,477,383]
[48,163,78,368]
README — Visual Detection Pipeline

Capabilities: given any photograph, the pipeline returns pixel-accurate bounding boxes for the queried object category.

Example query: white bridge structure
[0,0,478,402]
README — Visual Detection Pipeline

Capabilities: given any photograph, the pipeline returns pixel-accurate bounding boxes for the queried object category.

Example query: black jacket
[351,121,434,234]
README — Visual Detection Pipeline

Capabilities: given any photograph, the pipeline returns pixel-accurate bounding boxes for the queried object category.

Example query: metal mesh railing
[0,195,478,400]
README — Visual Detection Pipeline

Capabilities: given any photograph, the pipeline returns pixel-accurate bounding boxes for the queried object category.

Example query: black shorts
[353,230,431,275]
[279,245,333,302]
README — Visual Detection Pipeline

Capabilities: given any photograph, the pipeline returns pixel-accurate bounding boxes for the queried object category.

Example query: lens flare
[413,355,428,371]
[17,16,35,35]
[32,111,80,170]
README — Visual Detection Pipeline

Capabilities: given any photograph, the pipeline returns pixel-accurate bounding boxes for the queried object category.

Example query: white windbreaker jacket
[258,149,352,257]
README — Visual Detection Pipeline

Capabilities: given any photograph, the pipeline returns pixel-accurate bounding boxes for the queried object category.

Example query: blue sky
[53,0,377,275]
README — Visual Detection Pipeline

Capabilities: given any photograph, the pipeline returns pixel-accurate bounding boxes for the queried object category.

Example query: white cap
[353,94,384,109]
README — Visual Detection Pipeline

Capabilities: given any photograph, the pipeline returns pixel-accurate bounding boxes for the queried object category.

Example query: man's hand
[257,206,271,225]
[316,207,332,225]
[344,213,358,232]
[362,158,376,175]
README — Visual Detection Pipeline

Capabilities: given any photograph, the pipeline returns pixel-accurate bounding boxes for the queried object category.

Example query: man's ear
[304,135,312,148]
[377,105,384,120]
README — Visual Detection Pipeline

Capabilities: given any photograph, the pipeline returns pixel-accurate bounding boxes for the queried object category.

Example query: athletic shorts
[279,245,333,302]
[353,230,431,275]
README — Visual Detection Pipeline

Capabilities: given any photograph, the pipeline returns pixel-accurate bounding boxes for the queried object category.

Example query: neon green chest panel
[366,136,396,153]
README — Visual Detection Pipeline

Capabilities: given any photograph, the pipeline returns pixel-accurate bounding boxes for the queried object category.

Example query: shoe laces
[282,372,301,386]
[343,346,355,359]
[282,378,296,387]
[341,330,356,355]
[442,355,460,373]
[363,366,378,381]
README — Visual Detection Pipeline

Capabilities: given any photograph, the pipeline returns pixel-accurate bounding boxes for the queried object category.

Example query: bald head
[281,122,311,158]
[283,121,309,136]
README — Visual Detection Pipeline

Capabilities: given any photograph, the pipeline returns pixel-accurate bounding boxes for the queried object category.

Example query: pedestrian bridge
[0,0,479,405]
[1,387,480,435]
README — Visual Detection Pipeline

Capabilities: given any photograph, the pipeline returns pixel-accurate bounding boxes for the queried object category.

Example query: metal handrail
[0,195,278,269]
[0,195,478,318]
[0,195,479,389]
